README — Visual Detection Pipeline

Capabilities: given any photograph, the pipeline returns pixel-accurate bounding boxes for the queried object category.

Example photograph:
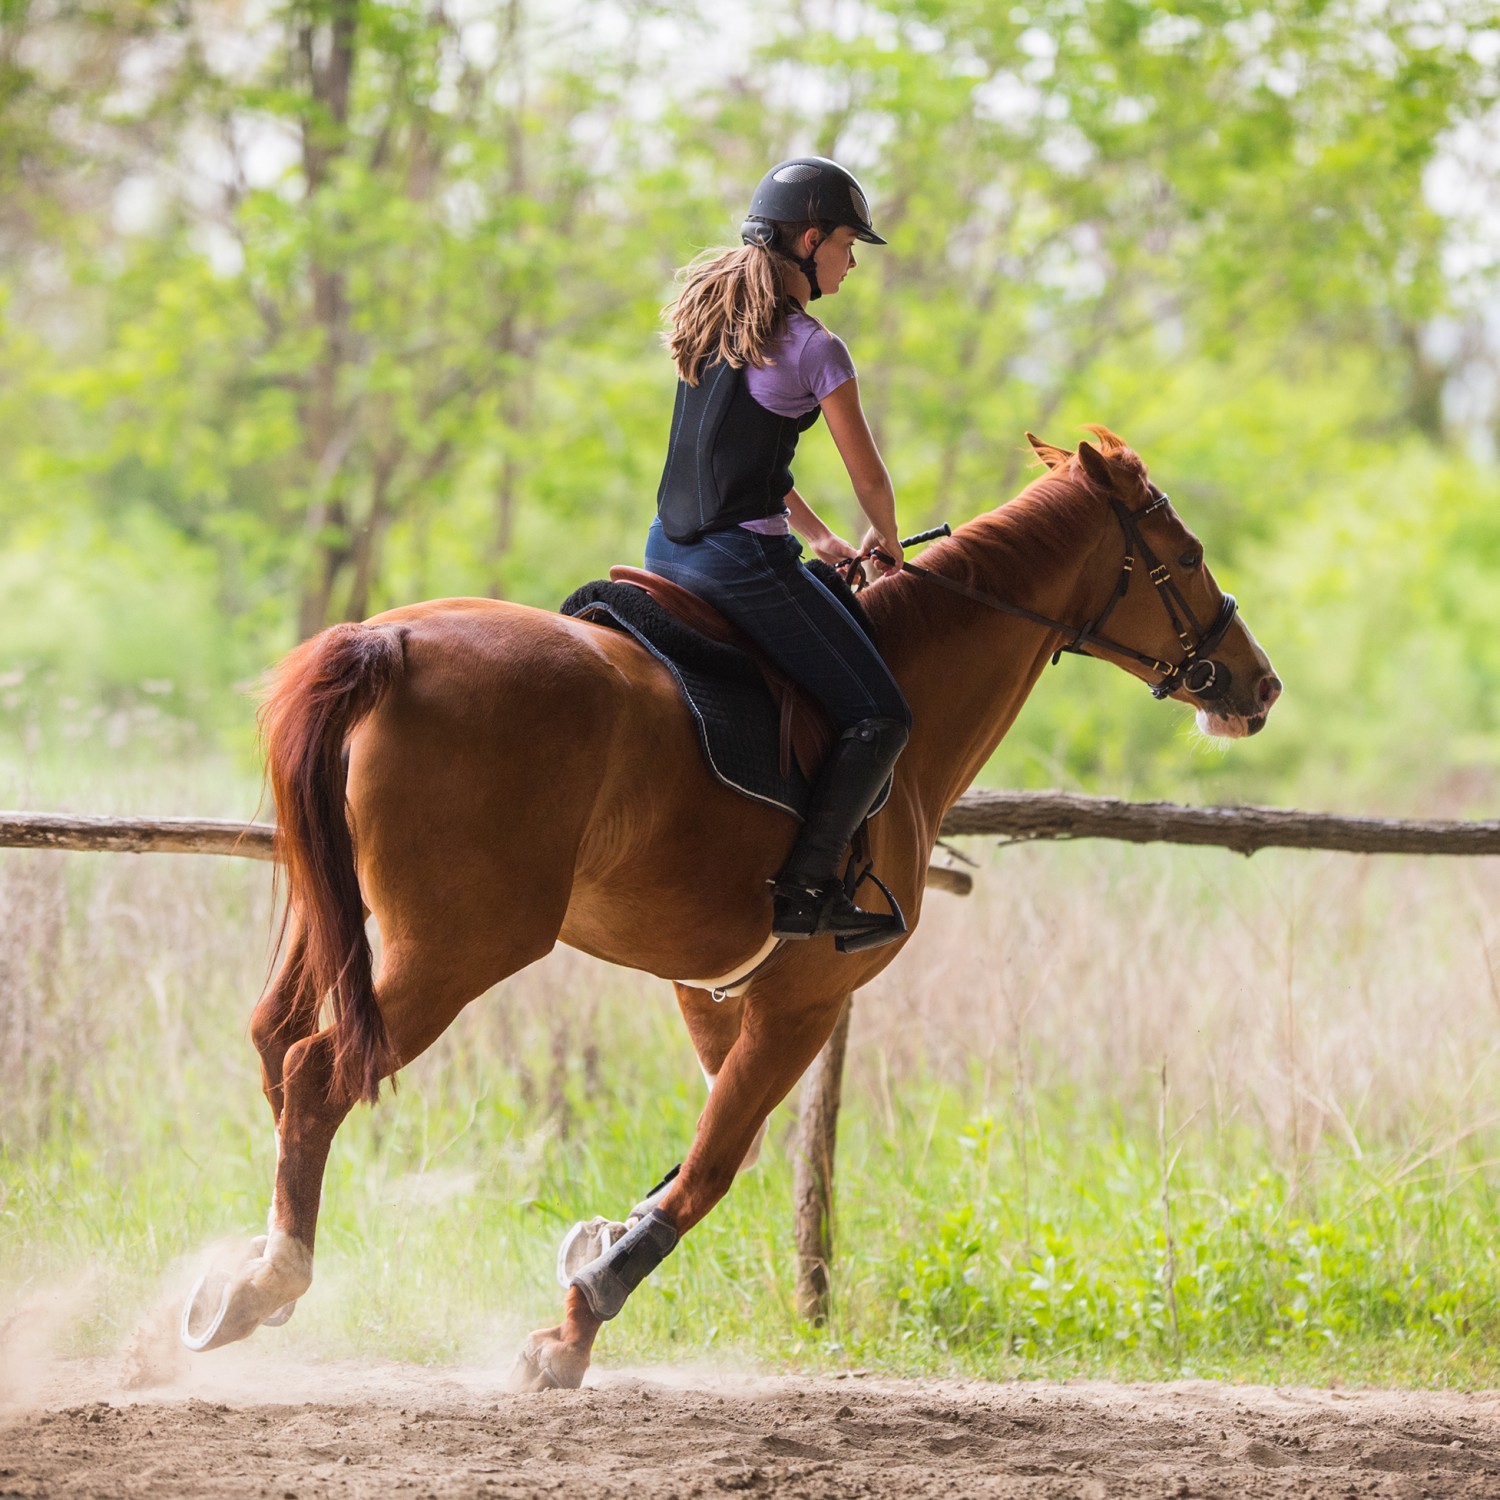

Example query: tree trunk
[295,0,358,640]
[793,993,854,1324]
[344,445,397,622]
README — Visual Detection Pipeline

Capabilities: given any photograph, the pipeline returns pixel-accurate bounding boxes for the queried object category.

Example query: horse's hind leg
[182,938,523,1353]
[222,920,321,1328]
[249,919,315,1127]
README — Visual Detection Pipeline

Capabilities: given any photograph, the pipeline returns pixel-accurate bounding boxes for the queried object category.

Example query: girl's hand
[810,531,860,568]
[860,526,904,575]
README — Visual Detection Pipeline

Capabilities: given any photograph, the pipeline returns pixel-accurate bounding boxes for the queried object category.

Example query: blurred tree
[2,0,681,639]
[1,0,1499,805]
[111,0,670,636]
[730,0,1498,522]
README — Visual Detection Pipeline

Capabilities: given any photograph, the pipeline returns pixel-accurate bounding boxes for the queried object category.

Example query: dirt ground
[3,1347,1500,1500]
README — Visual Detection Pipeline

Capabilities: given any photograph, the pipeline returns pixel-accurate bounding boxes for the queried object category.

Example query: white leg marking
[180,1230,313,1352]
[267,1127,282,1232]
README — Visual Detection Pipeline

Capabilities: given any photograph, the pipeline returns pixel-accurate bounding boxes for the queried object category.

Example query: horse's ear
[1076,440,1115,491]
[1024,431,1072,471]
[1082,423,1127,455]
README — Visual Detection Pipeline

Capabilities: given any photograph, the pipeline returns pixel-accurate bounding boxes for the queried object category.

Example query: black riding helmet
[740,156,886,301]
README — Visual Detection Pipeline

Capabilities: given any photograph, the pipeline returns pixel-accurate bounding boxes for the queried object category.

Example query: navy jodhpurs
[644,518,910,732]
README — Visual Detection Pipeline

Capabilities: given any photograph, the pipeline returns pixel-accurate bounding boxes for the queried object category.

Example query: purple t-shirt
[737,308,857,534]
[744,307,857,418]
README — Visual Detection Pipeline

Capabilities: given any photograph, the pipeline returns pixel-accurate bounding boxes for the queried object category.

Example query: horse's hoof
[180,1270,258,1352]
[507,1332,588,1393]
[506,1345,563,1392]
[556,1216,632,1289]
[179,1234,313,1353]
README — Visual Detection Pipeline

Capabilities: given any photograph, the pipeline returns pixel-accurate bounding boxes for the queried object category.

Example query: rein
[847,494,1239,702]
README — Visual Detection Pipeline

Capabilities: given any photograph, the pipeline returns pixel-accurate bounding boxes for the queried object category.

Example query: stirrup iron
[832,861,907,954]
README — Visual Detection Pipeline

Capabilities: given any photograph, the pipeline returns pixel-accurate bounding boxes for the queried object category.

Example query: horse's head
[1026,426,1281,738]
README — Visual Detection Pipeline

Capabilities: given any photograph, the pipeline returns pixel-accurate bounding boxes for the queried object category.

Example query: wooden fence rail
[939,790,1500,857]
[0,813,277,859]
[4,793,1499,861]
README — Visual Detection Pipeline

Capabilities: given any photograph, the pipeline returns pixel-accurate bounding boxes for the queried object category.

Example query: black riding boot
[772,716,910,952]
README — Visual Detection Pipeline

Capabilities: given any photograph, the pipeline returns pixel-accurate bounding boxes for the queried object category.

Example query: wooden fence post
[793,992,854,1324]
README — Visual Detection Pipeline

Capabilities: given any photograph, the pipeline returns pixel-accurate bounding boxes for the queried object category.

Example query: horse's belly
[560,836,790,984]
[560,753,796,983]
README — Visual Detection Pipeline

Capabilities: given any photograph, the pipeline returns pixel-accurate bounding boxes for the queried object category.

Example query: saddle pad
[559,566,889,823]
[562,581,813,817]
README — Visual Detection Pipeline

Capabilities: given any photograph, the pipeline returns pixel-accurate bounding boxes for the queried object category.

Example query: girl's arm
[820,377,902,574]
[785,487,859,566]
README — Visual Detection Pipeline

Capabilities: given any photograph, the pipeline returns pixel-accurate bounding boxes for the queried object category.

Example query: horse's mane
[863,431,1148,637]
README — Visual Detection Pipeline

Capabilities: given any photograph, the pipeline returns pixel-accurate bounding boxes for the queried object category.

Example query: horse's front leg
[676,983,773,1169]
[513,984,847,1391]
[555,983,761,1285]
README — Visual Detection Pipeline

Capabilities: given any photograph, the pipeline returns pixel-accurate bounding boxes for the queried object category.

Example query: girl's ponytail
[664,244,785,384]
[664,231,813,385]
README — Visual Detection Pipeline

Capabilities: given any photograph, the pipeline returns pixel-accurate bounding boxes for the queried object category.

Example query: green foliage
[0,0,1498,804]
[882,1125,1500,1366]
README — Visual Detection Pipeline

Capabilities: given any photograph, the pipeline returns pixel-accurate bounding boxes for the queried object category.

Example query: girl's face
[805,225,859,295]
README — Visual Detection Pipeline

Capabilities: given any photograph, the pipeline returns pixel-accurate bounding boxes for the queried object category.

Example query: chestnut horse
[180,429,1279,1387]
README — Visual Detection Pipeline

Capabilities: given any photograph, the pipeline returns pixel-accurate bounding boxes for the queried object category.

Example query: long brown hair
[664,222,827,385]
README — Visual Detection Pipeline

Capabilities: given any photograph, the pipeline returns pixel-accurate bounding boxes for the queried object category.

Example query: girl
[646,156,910,952]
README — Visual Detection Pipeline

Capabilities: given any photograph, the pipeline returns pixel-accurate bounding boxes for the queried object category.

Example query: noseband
[899,489,1239,702]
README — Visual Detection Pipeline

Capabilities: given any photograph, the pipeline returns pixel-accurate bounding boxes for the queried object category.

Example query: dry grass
[861,841,1500,1160]
[4,819,1500,1378]
[4,830,1500,1181]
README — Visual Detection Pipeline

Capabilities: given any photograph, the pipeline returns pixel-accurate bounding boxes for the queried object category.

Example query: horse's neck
[873,492,1106,816]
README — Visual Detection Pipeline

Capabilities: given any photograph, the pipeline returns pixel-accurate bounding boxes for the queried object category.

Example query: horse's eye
[1178,549,1203,570]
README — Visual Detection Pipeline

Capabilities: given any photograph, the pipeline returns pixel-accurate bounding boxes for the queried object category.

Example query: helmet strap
[740,218,823,301]
[791,229,823,301]
[797,249,823,301]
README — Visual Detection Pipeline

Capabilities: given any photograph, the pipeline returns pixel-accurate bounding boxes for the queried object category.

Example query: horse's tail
[259,622,407,1105]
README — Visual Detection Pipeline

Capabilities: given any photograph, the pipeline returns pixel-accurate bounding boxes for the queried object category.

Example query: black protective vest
[656,360,821,544]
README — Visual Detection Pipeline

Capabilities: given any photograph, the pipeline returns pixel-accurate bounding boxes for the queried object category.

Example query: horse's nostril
[1258,674,1282,705]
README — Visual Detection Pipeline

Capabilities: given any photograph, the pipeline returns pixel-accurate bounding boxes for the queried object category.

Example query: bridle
[855,488,1240,702]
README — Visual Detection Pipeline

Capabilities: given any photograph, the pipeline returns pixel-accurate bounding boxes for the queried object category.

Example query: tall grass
[3,794,1500,1385]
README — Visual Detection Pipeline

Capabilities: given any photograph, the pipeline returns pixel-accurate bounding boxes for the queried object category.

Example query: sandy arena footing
[3,1356,1500,1498]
